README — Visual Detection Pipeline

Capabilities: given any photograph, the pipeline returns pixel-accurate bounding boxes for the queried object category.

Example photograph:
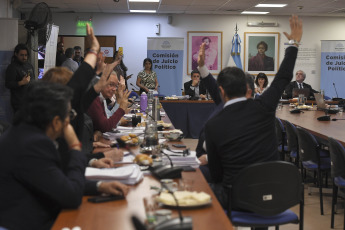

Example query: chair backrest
[296,127,319,162]
[81,113,94,154]
[284,120,298,152]
[328,137,345,178]
[275,117,285,146]
[230,161,302,216]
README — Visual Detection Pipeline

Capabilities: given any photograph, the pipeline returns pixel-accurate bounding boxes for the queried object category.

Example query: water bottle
[152,97,161,121]
[140,92,147,113]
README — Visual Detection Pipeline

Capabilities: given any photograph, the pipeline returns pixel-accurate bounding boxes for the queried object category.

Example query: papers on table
[85,164,143,185]
[103,126,145,140]
[162,150,200,168]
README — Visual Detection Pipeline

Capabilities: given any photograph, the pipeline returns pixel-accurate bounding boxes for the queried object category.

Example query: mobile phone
[88,195,125,203]
[172,144,186,148]
[118,47,123,56]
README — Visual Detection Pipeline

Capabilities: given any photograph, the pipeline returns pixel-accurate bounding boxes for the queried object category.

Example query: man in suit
[284,70,319,99]
[184,69,207,99]
[0,82,86,229]
[204,15,303,210]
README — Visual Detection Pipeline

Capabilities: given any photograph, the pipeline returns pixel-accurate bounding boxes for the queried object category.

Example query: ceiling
[15,0,345,17]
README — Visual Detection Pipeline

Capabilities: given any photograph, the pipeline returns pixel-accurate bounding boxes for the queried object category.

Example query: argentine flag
[227,33,242,69]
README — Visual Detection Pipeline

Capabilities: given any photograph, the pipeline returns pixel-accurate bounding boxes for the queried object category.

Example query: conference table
[160,100,217,139]
[51,112,233,230]
[276,104,345,145]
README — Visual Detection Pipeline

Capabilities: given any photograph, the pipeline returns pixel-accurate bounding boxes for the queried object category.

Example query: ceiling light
[255,4,287,7]
[129,0,159,2]
[241,11,269,14]
[130,10,157,13]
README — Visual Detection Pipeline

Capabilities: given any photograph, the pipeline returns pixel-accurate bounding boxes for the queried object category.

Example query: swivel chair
[328,137,345,229]
[227,161,304,230]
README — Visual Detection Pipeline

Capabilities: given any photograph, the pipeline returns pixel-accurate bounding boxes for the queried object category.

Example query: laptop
[314,93,327,109]
[292,88,310,98]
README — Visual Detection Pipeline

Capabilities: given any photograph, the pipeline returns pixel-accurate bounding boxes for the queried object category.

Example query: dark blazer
[205,47,298,207]
[0,123,87,230]
[284,81,319,99]
[184,79,207,98]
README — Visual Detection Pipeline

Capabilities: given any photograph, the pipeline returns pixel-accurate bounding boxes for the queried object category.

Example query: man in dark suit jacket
[184,69,207,99]
[204,15,303,209]
[284,70,319,99]
[0,82,87,230]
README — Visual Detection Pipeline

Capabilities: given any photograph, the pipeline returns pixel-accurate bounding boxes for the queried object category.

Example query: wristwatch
[288,40,299,47]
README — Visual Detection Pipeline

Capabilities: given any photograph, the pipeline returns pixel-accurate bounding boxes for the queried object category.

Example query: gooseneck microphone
[130,83,139,91]
[332,118,345,121]
[150,151,183,179]
[333,83,339,98]
[332,83,342,101]
[155,183,192,230]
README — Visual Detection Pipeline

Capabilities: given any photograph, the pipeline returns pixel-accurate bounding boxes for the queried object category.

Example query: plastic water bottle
[140,92,147,113]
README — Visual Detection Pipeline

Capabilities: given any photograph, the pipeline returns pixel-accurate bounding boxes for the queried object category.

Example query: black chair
[227,161,304,230]
[275,117,288,161]
[328,137,345,229]
[284,120,299,166]
[296,127,331,215]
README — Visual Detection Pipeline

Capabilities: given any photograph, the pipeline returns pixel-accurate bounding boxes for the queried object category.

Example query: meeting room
[1,1,345,229]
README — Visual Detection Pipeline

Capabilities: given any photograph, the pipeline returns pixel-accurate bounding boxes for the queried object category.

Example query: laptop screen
[292,88,310,98]
[314,93,327,109]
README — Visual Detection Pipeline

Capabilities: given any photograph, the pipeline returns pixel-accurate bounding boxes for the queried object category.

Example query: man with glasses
[0,82,86,229]
[87,71,131,132]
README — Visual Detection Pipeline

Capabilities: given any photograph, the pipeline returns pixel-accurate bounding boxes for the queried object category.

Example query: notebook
[292,88,310,98]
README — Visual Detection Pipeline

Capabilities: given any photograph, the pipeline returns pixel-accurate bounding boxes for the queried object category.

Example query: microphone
[155,183,192,230]
[130,83,139,91]
[332,118,345,121]
[150,151,183,179]
[333,83,342,101]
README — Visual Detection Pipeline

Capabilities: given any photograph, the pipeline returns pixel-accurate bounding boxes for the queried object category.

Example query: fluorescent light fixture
[256,4,287,7]
[129,0,159,2]
[241,11,269,14]
[130,10,157,13]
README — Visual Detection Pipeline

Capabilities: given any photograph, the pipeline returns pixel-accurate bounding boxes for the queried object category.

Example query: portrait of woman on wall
[248,41,274,71]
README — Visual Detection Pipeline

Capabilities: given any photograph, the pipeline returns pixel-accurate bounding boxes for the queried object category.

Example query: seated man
[204,15,302,210]
[284,69,318,99]
[87,71,131,133]
[184,69,207,99]
[0,82,86,229]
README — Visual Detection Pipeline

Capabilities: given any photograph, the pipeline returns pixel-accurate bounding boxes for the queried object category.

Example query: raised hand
[95,52,106,75]
[86,23,100,52]
[197,43,206,67]
[283,15,303,43]
[94,60,120,93]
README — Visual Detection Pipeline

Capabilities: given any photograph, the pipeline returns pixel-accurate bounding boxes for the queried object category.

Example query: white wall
[52,13,345,92]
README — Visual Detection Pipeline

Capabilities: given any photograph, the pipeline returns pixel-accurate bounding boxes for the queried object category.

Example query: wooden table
[52,111,233,230]
[276,105,345,145]
[51,169,233,230]
[160,100,217,138]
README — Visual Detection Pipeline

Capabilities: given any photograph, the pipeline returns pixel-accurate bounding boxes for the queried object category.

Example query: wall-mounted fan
[24,2,52,49]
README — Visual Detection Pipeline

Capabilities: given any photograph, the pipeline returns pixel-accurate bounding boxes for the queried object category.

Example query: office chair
[227,161,304,230]
[284,120,299,166]
[296,127,331,215]
[328,137,345,229]
[275,117,288,161]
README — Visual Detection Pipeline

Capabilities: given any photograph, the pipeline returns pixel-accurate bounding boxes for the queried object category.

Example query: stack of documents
[162,150,200,168]
[85,164,143,185]
[103,126,145,140]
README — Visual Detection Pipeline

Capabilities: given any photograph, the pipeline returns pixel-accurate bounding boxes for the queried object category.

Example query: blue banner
[147,38,184,96]
[321,41,345,98]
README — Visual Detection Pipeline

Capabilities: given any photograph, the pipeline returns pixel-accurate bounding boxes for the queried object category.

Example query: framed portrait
[187,31,222,75]
[244,32,280,76]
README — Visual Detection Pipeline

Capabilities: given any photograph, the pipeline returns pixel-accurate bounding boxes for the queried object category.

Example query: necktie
[299,83,303,89]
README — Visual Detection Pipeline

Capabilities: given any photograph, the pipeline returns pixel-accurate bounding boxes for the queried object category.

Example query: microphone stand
[155,183,192,230]
[333,83,342,101]
[150,149,183,179]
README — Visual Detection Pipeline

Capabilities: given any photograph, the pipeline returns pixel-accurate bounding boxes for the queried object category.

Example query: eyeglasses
[69,109,77,120]
[107,83,118,89]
